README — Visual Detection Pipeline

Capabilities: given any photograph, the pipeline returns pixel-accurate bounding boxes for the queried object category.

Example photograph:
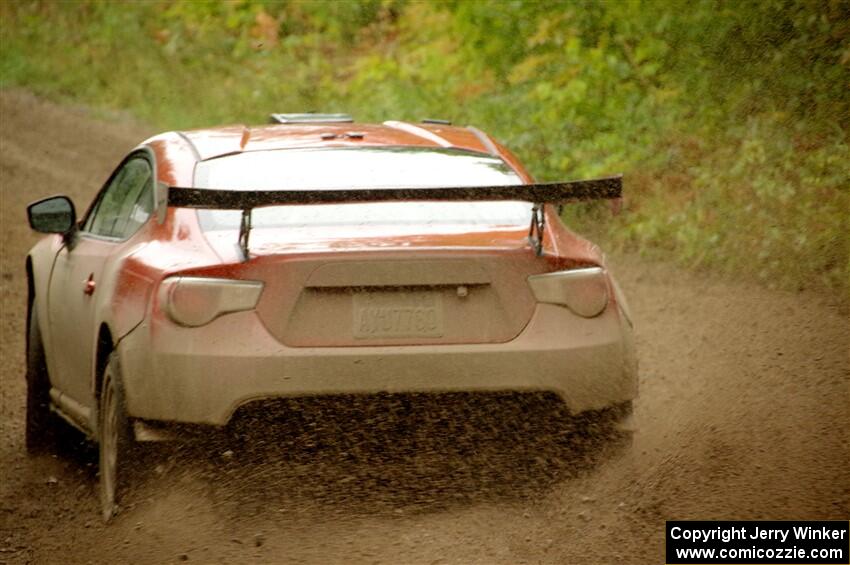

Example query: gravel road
[1,90,847,564]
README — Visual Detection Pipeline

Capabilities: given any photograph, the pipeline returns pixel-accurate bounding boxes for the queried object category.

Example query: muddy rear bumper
[119,303,637,426]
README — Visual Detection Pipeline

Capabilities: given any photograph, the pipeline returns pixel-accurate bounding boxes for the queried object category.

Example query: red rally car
[25,113,637,520]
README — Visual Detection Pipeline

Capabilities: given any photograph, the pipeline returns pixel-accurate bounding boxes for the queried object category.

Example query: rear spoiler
[167,175,622,259]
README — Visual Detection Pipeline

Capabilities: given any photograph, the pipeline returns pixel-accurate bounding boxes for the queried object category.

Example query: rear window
[194,147,531,231]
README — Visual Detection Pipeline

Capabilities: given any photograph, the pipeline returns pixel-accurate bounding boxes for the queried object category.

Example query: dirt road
[1,90,847,564]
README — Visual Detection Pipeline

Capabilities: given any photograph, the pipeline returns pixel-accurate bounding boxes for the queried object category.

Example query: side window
[85,157,154,239]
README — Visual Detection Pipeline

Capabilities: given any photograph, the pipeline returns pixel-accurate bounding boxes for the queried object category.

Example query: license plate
[353,291,444,339]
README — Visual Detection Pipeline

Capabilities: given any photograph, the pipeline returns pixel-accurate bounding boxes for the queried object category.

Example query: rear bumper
[119,303,637,426]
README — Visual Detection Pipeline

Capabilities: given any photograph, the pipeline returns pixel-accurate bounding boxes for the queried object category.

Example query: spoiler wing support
[237,207,253,261]
[528,204,546,256]
[167,175,622,260]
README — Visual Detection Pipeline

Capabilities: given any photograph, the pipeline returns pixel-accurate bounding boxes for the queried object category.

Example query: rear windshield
[194,147,531,231]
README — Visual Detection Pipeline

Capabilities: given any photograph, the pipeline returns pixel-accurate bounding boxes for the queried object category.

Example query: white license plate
[353,291,444,339]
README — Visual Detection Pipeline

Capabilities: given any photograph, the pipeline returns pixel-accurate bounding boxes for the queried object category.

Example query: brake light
[159,277,263,327]
[527,267,608,317]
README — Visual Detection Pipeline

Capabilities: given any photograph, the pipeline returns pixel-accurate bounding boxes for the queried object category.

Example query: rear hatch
[191,146,558,346]
[249,249,549,347]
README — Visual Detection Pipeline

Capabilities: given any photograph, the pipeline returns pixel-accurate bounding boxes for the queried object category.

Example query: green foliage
[2,0,847,294]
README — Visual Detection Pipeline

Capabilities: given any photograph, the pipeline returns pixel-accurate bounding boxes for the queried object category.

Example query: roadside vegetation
[2,1,847,295]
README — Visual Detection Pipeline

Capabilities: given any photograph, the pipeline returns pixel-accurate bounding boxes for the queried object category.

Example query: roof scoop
[320,131,365,140]
[269,113,353,124]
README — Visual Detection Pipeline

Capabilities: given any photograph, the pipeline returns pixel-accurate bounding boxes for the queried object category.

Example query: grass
[1,0,847,296]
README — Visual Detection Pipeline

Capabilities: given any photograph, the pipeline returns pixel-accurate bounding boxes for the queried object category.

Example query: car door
[47,154,155,409]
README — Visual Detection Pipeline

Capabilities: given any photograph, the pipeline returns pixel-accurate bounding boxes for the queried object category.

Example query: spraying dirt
[1,90,847,564]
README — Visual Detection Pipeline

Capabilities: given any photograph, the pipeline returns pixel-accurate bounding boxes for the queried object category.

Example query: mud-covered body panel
[120,302,636,425]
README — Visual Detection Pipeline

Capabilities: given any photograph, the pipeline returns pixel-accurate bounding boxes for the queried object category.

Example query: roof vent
[421,118,452,125]
[269,113,353,124]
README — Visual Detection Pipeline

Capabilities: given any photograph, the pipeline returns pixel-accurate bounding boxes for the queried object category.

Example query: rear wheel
[25,305,58,453]
[98,353,136,522]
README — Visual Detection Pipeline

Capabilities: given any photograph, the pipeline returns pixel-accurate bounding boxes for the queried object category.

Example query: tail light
[159,277,264,327]
[527,267,608,317]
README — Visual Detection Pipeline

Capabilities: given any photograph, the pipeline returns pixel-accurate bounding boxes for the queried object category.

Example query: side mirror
[27,196,77,234]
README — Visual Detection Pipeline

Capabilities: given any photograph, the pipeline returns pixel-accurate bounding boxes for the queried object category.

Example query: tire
[25,305,58,453]
[98,353,136,522]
